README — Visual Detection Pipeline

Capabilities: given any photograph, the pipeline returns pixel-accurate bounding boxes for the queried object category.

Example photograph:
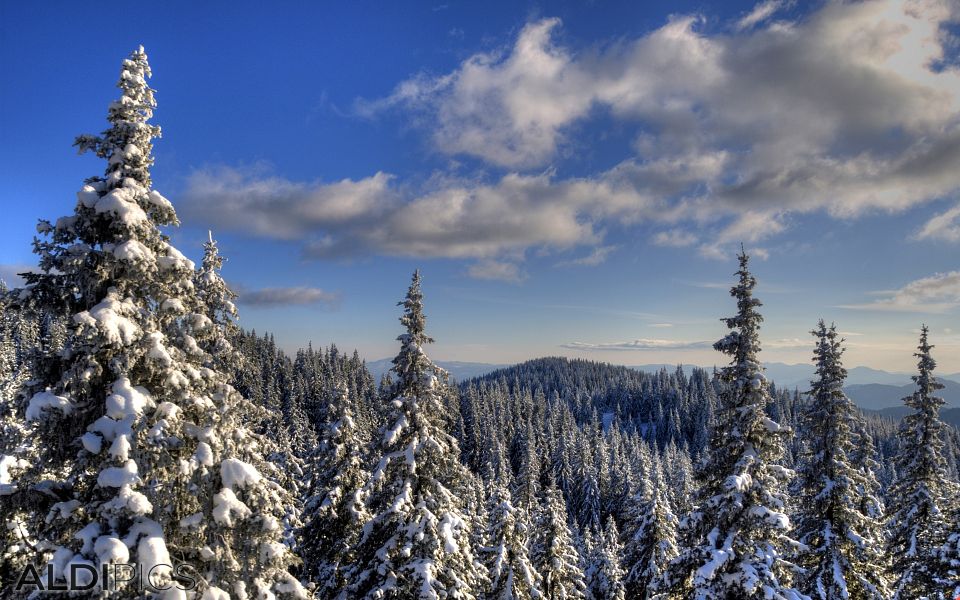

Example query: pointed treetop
[202,230,224,272]
[73,46,162,194]
[916,324,934,365]
[734,246,756,293]
[713,247,763,369]
[810,320,847,383]
[397,269,433,347]
[909,323,944,402]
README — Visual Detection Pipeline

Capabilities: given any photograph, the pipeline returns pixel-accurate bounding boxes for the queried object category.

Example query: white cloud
[183,2,960,264]
[467,260,527,283]
[183,166,682,260]
[236,286,341,308]
[650,322,674,328]
[839,270,960,313]
[562,338,712,351]
[915,201,960,242]
[354,2,960,254]
[182,166,396,242]
[358,18,589,169]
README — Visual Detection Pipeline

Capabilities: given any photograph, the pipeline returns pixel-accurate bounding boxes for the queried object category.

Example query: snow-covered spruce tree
[793,321,889,599]
[886,325,954,599]
[299,380,369,599]
[195,230,306,557]
[513,418,542,515]
[573,435,602,534]
[584,517,626,600]
[481,479,543,600]
[4,47,304,598]
[346,270,485,599]
[623,460,677,599]
[532,481,586,600]
[657,249,804,600]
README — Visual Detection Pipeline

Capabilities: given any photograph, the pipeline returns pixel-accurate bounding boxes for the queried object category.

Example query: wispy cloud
[652,229,698,248]
[765,337,809,349]
[562,338,712,351]
[915,201,960,243]
[736,0,790,31]
[839,271,960,313]
[675,279,729,289]
[555,245,618,267]
[236,286,341,309]
[467,260,527,283]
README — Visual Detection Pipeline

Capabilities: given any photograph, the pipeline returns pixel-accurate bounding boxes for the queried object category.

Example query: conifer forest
[2,33,960,600]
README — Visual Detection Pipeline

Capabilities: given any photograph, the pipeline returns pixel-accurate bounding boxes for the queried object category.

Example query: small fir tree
[482,479,543,600]
[623,460,678,599]
[533,481,587,600]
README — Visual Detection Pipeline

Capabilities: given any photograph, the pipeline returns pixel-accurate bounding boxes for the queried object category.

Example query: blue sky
[2,0,959,372]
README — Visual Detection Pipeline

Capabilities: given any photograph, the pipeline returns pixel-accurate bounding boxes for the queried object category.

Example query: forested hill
[458,356,960,485]
[464,356,800,452]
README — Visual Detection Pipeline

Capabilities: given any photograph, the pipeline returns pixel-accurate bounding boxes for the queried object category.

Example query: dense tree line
[2,47,960,599]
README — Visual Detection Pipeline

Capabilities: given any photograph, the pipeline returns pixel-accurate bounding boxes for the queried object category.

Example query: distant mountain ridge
[866,406,960,428]
[365,359,508,384]
[366,358,960,411]
[845,380,960,411]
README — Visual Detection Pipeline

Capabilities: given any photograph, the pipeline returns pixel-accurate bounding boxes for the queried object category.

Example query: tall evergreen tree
[300,381,370,598]
[658,249,804,599]
[533,481,587,600]
[346,271,485,599]
[574,435,602,534]
[1,47,304,598]
[623,460,678,599]
[886,326,953,599]
[584,517,626,600]
[482,479,543,600]
[514,417,542,514]
[793,321,889,599]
